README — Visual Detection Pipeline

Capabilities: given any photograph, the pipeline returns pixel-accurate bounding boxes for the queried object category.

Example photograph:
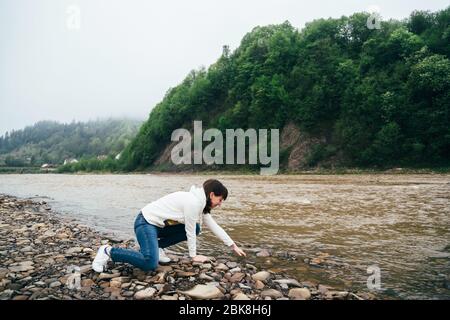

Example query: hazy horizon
[1,0,449,137]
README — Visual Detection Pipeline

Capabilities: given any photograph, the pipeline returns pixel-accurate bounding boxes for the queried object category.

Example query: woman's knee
[141,256,158,271]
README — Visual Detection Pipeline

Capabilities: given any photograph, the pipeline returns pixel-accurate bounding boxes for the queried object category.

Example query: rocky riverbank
[0,194,371,300]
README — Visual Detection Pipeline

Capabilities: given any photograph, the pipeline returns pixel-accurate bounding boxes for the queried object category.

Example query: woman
[92,179,246,272]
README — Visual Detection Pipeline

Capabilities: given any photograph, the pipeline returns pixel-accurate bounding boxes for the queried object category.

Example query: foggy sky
[1,0,448,136]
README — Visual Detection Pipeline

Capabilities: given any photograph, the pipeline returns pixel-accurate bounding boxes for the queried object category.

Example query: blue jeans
[110,212,200,271]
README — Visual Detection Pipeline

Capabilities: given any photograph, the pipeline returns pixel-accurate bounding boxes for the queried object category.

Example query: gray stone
[238,283,252,290]
[199,273,214,281]
[261,289,283,299]
[0,289,14,300]
[49,281,62,288]
[252,271,270,281]
[233,293,250,300]
[161,294,178,300]
[215,263,228,271]
[65,247,83,255]
[230,272,245,283]
[288,288,311,300]
[8,262,35,273]
[134,287,156,300]
[180,284,224,300]
[273,279,301,287]
[98,272,121,280]
[256,249,271,257]
[255,280,265,290]
[20,246,34,253]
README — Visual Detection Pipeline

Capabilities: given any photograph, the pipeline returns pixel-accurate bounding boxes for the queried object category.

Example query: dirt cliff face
[280,122,326,170]
[152,122,331,171]
[153,140,180,168]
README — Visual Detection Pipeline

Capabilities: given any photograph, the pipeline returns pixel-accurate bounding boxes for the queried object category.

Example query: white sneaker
[159,248,171,263]
[92,245,111,272]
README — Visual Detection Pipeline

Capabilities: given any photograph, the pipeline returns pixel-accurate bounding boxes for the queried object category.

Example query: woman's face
[209,192,224,209]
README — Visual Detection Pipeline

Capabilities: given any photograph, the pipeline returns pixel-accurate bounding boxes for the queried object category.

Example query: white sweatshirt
[141,185,234,257]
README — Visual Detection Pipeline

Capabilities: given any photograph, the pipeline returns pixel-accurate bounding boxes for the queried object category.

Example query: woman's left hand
[230,243,246,257]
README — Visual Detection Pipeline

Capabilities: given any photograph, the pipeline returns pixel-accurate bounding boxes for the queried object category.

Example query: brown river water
[0,173,449,299]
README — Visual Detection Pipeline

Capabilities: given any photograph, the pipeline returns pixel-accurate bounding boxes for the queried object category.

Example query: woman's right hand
[230,243,247,257]
[192,255,210,263]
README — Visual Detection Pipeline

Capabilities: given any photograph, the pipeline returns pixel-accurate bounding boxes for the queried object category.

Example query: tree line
[119,7,449,171]
[0,118,142,168]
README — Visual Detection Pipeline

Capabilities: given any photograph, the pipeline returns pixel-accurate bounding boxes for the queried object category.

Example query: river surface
[1,173,449,299]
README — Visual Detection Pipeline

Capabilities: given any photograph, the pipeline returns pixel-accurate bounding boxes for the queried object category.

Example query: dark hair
[203,179,228,214]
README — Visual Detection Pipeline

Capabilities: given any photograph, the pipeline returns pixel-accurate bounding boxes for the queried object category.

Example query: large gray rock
[134,287,157,300]
[8,261,34,272]
[252,271,270,281]
[288,288,311,300]
[261,289,283,299]
[180,284,224,300]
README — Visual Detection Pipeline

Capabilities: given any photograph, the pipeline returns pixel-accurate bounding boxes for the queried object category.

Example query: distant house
[41,163,56,168]
[96,155,108,161]
[63,158,78,165]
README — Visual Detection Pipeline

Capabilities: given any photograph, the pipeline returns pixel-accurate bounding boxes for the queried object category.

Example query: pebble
[161,294,178,300]
[98,272,121,280]
[65,247,83,255]
[229,272,245,283]
[256,249,271,257]
[273,279,301,287]
[215,263,229,271]
[233,293,250,300]
[199,273,214,281]
[49,281,62,288]
[255,280,265,290]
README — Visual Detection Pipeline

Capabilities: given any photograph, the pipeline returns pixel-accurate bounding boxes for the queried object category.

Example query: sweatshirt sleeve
[203,214,235,247]
[184,201,199,258]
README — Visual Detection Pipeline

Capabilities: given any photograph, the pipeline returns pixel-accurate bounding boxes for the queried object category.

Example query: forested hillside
[119,8,449,172]
[0,118,142,167]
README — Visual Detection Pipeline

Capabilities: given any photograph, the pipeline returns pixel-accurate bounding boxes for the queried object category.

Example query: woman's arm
[203,214,246,257]
[183,202,200,258]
